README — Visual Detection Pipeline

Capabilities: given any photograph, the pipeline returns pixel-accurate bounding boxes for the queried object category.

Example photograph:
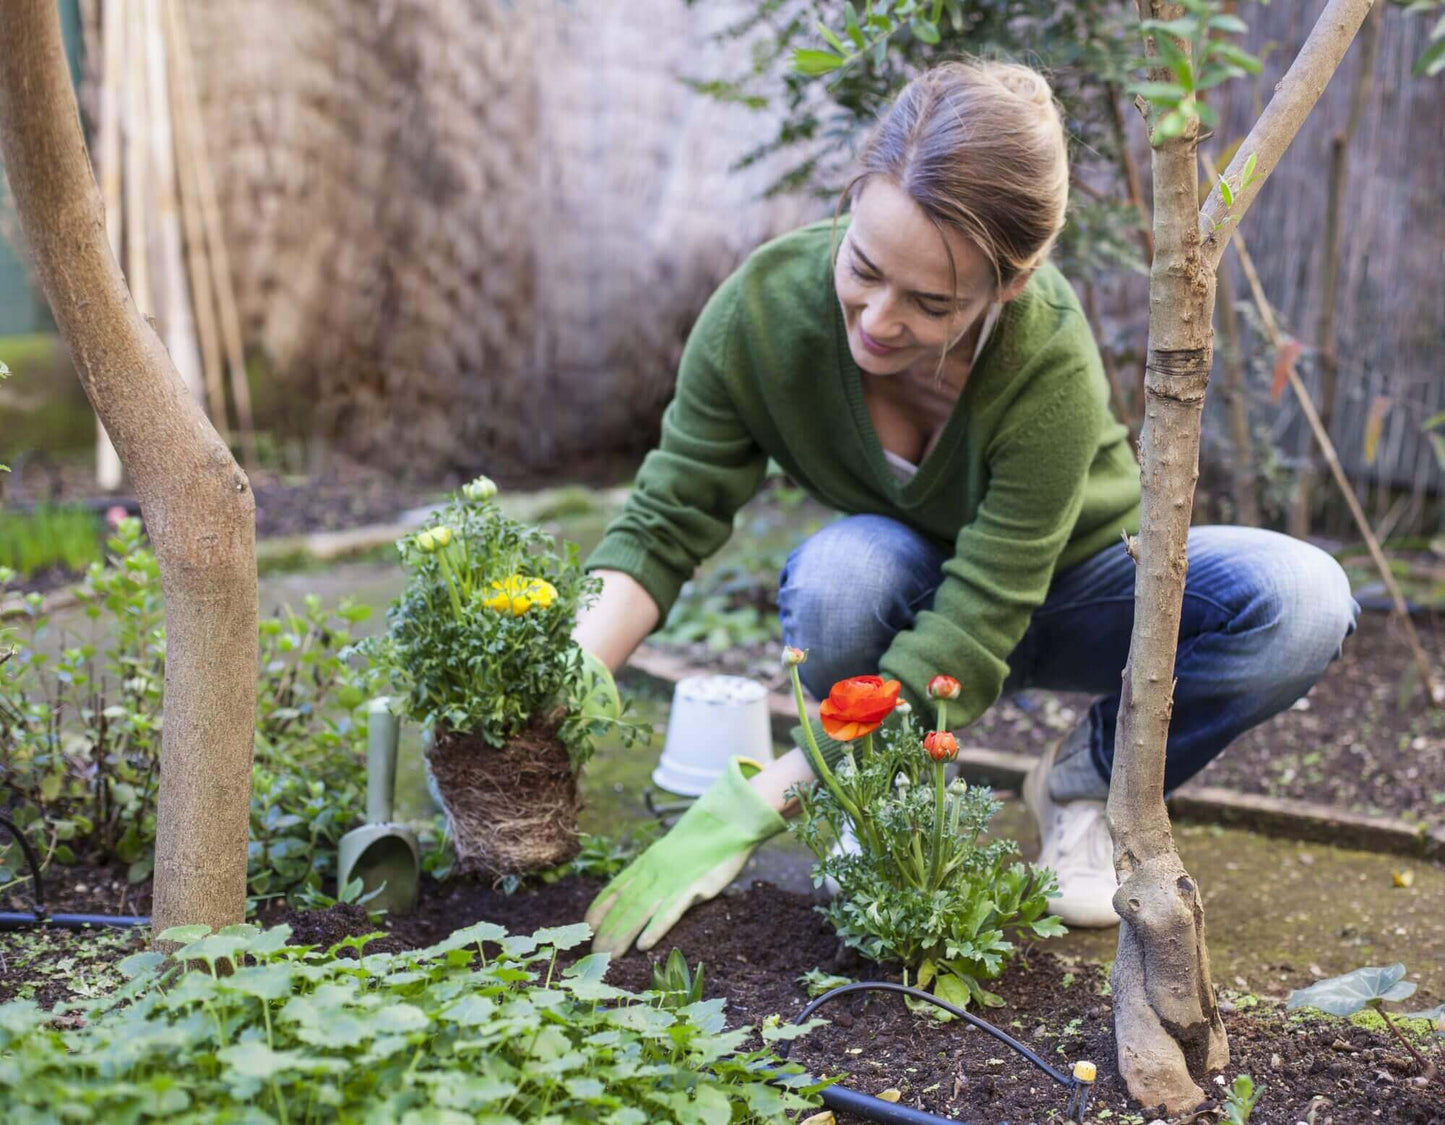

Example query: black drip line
[776,980,1094,1124]
[0,813,149,930]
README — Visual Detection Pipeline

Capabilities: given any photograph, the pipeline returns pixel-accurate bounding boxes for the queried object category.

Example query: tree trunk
[1110,0,1374,1111]
[0,0,258,937]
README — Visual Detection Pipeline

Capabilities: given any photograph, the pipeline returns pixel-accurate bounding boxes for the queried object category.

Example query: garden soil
[381,876,1443,1125]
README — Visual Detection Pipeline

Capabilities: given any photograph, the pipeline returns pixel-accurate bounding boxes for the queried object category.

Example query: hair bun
[984,62,1056,109]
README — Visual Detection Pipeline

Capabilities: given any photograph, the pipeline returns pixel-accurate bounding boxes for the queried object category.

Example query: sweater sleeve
[585,280,769,623]
[878,366,1107,727]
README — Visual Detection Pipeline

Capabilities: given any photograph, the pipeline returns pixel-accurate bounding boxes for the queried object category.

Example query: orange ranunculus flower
[923,730,959,762]
[819,675,901,741]
[927,674,961,701]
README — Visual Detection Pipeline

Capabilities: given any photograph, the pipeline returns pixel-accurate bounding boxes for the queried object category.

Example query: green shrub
[0,519,373,905]
[0,920,826,1123]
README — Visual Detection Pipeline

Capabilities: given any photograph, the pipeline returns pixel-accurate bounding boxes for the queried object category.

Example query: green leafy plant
[1288,964,1444,1084]
[0,519,375,905]
[783,653,1063,1009]
[0,503,104,578]
[1221,1073,1263,1124]
[652,947,708,1009]
[656,593,781,653]
[0,920,827,1121]
[353,478,641,768]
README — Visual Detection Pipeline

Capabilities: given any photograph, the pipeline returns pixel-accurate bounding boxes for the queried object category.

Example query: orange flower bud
[782,646,808,667]
[923,730,958,762]
[927,675,961,701]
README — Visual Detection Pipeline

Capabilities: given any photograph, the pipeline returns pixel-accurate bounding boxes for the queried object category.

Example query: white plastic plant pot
[651,675,774,797]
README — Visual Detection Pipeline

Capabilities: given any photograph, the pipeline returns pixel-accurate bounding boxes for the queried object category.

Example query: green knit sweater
[587,217,1141,728]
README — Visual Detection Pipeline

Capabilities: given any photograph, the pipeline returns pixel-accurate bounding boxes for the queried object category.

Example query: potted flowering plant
[355,477,639,877]
[783,648,1065,1009]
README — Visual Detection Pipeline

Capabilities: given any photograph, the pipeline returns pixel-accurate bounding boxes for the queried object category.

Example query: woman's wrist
[747,746,817,816]
[572,569,660,673]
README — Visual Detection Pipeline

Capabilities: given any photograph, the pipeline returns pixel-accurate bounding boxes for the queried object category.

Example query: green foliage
[0,504,104,578]
[1129,0,1261,145]
[353,481,642,769]
[798,968,855,998]
[788,704,1062,1009]
[0,519,374,905]
[1287,963,1417,1018]
[652,948,708,1009]
[0,920,826,1123]
[1222,1073,1263,1125]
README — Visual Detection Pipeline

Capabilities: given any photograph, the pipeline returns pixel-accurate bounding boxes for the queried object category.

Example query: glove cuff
[701,756,787,843]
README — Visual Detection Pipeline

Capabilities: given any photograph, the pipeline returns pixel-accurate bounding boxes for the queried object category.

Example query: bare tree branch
[1199,0,1377,267]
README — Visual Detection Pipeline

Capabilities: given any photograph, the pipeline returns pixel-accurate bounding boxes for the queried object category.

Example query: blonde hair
[840,60,1070,291]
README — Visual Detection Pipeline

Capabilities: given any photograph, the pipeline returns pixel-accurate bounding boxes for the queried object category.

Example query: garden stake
[778,980,1095,1123]
[336,698,421,914]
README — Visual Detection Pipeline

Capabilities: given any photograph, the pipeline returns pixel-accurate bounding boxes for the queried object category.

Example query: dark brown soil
[386,876,1443,1125]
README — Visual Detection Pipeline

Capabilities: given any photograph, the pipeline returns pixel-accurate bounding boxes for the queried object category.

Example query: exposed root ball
[428,711,580,878]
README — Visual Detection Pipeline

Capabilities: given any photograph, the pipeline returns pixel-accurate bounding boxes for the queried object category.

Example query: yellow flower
[432,525,453,548]
[482,574,558,616]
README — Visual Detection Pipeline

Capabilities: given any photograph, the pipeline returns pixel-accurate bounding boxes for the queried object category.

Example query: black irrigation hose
[0,813,150,931]
[777,980,1094,1124]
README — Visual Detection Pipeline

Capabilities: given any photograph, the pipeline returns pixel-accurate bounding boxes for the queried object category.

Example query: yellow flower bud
[415,530,437,553]
[462,475,498,502]
[432,526,453,548]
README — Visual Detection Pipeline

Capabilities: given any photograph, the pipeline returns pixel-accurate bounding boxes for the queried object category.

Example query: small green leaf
[910,18,941,45]
[844,2,866,48]
[1218,177,1234,207]
[1240,151,1258,189]
[816,20,847,54]
[1127,80,1187,103]
[793,48,844,76]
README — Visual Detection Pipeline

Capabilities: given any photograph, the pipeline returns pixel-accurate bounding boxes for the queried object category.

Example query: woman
[573,61,1357,955]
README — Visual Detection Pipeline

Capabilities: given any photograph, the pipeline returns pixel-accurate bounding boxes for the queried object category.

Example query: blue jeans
[778,516,1359,793]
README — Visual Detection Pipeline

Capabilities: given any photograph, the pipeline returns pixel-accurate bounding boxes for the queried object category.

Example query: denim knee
[778,515,946,698]
[1194,528,1359,699]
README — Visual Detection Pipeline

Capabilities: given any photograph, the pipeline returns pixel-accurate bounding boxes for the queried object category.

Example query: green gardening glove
[586,757,786,956]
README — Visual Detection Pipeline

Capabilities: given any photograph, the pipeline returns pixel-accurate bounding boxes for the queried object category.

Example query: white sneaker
[1024,742,1120,928]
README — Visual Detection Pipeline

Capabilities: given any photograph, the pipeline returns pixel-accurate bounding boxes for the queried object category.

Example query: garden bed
[3,871,1440,1122]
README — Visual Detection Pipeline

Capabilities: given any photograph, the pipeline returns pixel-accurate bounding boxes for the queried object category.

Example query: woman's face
[834,179,1003,378]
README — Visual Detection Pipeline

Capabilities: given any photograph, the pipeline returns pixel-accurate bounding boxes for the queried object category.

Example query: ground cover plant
[354,477,645,878]
[0,518,374,907]
[0,503,103,580]
[1288,963,1445,1085]
[0,918,827,1123]
[783,653,1063,1010]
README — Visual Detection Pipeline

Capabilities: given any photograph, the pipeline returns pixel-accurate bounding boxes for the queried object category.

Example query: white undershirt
[882,302,1001,482]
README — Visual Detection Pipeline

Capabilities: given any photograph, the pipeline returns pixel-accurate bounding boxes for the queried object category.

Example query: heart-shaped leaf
[1287,964,1417,1017]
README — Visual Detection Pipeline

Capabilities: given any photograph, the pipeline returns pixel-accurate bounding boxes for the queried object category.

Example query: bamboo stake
[162,0,227,442]
[167,0,255,468]
[142,0,204,410]
[1217,198,1442,707]
[95,0,124,491]
[123,2,149,317]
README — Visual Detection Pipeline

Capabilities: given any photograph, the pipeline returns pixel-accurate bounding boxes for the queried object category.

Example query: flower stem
[1380,1006,1436,1081]
[788,665,869,839]
[928,760,947,890]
